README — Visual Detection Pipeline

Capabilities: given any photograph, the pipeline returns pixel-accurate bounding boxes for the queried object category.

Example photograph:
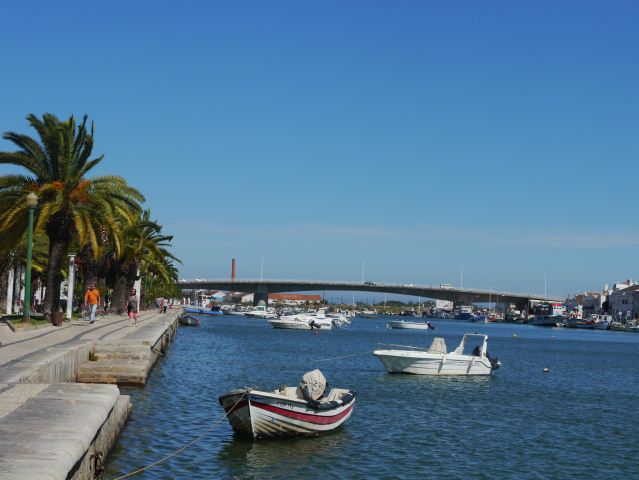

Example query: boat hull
[219,389,355,439]
[529,315,564,327]
[245,312,278,319]
[387,321,432,330]
[373,350,493,375]
[269,319,332,330]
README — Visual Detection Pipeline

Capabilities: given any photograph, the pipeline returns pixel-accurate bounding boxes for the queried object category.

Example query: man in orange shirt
[84,284,100,324]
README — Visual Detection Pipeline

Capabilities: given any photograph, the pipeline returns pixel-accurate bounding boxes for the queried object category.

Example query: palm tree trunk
[111,261,137,314]
[43,214,71,323]
[79,244,99,296]
[0,269,8,313]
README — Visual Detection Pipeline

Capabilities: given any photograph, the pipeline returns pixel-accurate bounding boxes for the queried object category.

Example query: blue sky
[1,1,638,297]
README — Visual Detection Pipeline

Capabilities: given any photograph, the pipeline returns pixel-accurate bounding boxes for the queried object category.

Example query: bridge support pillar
[254,285,268,306]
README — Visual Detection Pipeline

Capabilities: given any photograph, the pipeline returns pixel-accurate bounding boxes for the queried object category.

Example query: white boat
[359,309,379,318]
[218,369,356,439]
[373,334,500,375]
[269,316,333,330]
[387,320,434,330]
[269,309,333,330]
[245,305,278,319]
[329,314,351,327]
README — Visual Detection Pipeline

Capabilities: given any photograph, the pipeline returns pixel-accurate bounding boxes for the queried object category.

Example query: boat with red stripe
[219,369,356,439]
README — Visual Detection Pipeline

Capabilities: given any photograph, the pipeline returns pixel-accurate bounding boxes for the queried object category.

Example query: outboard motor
[486,350,501,370]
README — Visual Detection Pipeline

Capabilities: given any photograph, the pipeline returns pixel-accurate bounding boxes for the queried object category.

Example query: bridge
[177,279,563,310]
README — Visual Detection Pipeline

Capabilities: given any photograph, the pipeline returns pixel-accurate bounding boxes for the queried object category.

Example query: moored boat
[567,314,612,329]
[529,315,564,327]
[269,316,333,330]
[245,305,278,319]
[387,320,434,330]
[373,334,500,375]
[219,370,356,439]
[183,306,224,316]
[529,302,566,327]
[269,308,334,330]
[179,315,200,326]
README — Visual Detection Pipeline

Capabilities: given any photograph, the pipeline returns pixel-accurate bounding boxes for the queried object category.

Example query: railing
[376,343,428,351]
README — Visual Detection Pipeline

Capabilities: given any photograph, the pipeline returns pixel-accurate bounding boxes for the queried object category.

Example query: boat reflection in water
[217,429,352,478]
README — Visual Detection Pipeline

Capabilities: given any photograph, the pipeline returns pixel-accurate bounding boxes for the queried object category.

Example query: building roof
[610,284,639,296]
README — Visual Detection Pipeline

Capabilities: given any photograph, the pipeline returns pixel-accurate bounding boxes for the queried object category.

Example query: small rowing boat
[179,315,200,326]
[219,369,356,439]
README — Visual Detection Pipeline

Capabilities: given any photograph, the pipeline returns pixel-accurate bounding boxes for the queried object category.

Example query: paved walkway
[0,309,173,369]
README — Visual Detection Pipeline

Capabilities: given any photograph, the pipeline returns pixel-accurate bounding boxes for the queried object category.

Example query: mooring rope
[109,391,247,480]
[313,351,372,362]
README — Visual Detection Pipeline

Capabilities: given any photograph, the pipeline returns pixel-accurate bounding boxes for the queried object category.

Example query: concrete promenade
[0,309,180,479]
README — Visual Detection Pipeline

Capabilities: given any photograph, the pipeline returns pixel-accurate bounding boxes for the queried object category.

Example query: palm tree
[0,113,144,322]
[110,210,179,313]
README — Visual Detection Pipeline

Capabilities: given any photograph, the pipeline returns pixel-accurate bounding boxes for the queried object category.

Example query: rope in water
[313,351,372,362]
[109,391,247,480]
[109,346,374,477]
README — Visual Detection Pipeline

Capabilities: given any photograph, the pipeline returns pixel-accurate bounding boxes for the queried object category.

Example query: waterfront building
[268,293,322,305]
[608,284,639,322]
[582,291,604,317]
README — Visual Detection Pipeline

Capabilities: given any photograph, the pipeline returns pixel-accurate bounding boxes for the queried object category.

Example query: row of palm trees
[0,113,180,322]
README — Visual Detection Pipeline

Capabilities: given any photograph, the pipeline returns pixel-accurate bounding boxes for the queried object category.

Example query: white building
[435,299,453,311]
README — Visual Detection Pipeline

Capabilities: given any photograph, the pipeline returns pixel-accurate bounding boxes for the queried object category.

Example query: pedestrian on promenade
[84,284,100,324]
[127,289,139,326]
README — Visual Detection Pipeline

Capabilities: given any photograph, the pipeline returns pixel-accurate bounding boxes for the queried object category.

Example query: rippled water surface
[106,316,639,479]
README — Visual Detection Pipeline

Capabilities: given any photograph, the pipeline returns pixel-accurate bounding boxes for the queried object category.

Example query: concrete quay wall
[0,383,129,480]
[77,313,179,386]
[0,311,181,480]
[0,340,93,385]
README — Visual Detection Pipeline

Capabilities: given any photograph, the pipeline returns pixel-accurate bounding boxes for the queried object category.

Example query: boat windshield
[454,334,487,356]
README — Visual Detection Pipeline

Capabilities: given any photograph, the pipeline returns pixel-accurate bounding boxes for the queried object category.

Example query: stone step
[94,343,152,360]
[77,359,151,387]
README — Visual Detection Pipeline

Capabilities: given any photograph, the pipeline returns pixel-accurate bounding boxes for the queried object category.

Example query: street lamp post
[65,255,76,321]
[23,192,38,321]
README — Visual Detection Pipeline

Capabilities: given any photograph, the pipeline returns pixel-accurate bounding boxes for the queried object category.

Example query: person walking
[84,284,100,324]
[127,289,139,326]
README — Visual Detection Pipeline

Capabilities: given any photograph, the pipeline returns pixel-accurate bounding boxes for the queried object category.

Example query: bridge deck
[177,279,561,305]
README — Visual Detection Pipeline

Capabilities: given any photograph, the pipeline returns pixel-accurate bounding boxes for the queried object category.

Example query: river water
[106,315,639,479]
